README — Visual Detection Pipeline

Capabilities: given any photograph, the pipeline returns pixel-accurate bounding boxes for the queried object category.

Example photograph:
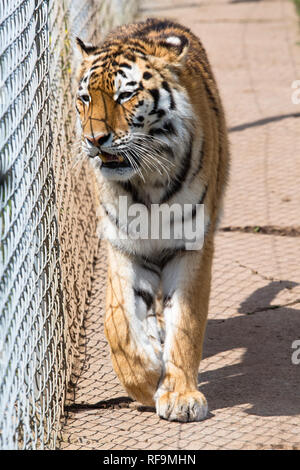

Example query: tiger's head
[75,31,194,182]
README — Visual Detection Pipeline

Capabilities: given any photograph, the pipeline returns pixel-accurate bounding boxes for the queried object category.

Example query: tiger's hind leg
[155,238,213,422]
[104,245,163,406]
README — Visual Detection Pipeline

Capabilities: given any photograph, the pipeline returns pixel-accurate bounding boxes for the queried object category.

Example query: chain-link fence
[0,0,138,450]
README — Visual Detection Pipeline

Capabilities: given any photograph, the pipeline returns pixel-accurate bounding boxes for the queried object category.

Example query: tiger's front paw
[155,390,208,422]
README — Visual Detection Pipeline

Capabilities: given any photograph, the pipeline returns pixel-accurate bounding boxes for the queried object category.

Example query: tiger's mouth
[99,151,131,169]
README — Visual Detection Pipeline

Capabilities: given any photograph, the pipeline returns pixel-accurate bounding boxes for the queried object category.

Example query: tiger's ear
[159,35,189,66]
[76,37,98,57]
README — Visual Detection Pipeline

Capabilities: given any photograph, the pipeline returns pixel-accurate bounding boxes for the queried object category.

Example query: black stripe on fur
[160,138,193,203]
[134,288,154,310]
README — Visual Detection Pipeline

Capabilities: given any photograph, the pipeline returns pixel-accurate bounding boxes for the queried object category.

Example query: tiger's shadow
[199,280,300,417]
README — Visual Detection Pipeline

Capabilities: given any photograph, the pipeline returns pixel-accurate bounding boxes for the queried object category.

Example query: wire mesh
[0,0,138,450]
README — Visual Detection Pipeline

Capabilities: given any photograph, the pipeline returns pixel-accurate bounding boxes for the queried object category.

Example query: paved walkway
[59,0,300,450]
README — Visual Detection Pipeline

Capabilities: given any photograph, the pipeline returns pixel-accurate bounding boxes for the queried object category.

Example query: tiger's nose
[86,133,111,147]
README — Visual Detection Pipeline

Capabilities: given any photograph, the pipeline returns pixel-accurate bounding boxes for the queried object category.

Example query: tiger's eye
[80,94,90,103]
[118,92,132,103]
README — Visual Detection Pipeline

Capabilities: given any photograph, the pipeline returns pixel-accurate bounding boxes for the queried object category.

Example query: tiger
[75,18,229,422]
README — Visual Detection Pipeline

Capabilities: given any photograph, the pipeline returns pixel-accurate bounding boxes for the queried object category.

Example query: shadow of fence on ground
[201,280,300,417]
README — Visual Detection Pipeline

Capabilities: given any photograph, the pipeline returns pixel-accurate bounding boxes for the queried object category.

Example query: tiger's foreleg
[155,239,213,422]
[104,245,163,406]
